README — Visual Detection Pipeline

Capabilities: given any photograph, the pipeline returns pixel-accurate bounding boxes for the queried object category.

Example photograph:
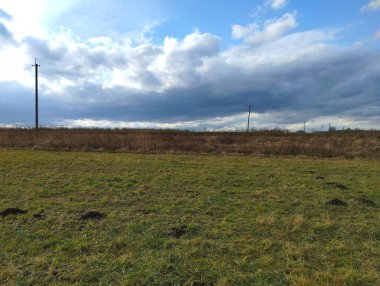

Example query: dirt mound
[356,197,377,207]
[33,212,45,220]
[191,282,213,286]
[80,211,105,220]
[326,199,347,207]
[169,225,187,238]
[0,208,28,217]
[324,182,348,190]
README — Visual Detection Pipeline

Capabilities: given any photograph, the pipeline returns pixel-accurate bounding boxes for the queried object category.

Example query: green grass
[0,149,379,286]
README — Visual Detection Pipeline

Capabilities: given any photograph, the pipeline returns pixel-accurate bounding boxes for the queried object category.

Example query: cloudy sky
[0,0,379,130]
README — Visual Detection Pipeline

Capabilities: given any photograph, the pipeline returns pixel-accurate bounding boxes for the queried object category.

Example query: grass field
[0,149,379,285]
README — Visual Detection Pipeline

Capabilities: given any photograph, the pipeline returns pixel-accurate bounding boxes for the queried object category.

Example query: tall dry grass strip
[0,128,379,158]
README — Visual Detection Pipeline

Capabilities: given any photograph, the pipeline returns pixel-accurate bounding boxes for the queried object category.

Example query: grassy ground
[0,149,379,286]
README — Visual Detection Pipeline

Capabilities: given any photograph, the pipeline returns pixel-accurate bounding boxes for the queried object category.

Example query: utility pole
[32,58,40,130]
[247,105,251,132]
[303,121,306,133]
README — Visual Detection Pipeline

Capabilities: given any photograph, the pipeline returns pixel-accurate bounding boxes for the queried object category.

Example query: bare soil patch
[326,199,348,207]
[80,211,105,220]
[191,282,214,286]
[33,212,45,220]
[356,197,377,207]
[324,182,349,190]
[0,208,28,217]
[169,225,187,238]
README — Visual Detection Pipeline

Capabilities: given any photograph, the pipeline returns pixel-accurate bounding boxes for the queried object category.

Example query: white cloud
[61,112,380,131]
[0,45,31,83]
[361,0,380,12]
[63,113,249,130]
[151,32,220,89]
[224,29,335,71]
[0,25,219,95]
[232,13,297,45]
[0,0,48,40]
[108,31,220,92]
[269,0,288,10]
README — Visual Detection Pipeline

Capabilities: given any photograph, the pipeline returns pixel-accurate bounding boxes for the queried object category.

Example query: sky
[0,0,379,131]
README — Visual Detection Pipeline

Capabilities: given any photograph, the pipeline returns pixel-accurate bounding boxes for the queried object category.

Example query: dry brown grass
[0,128,379,158]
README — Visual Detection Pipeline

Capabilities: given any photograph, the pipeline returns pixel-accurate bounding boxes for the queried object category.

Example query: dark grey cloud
[0,81,35,125]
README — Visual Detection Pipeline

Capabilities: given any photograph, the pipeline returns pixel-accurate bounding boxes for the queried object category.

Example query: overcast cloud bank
[0,1,379,130]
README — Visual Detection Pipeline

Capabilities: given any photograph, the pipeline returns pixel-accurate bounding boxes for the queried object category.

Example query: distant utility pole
[303,121,306,133]
[32,58,40,130]
[247,105,251,132]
